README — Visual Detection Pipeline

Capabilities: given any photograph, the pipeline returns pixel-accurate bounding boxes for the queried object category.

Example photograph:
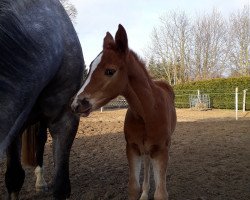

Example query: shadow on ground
[0,119,250,200]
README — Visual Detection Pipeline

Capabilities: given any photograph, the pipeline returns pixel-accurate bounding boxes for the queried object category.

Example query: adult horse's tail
[21,123,40,166]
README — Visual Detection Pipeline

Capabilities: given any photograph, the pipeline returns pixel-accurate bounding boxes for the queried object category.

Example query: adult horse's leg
[5,137,25,200]
[49,110,79,200]
[35,121,48,192]
[126,142,142,200]
[139,155,150,200]
[151,144,170,200]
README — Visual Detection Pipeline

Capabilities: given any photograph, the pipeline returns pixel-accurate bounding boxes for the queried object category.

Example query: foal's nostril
[71,102,79,112]
[80,98,90,107]
[74,104,80,112]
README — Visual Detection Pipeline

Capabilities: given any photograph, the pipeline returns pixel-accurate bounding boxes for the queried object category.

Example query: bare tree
[147,28,173,83]
[192,9,228,79]
[228,5,250,76]
[146,6,250,82]
[60,0,77,24]
[146,10,192,85]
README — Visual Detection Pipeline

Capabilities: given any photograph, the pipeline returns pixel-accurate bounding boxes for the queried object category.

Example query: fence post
[235,87,238,120]
[101,107,103,112]
[197,90,201,103]
[243,89,247,112]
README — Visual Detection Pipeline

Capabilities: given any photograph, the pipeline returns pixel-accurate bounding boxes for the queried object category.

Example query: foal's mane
[129,50,150,78]
[129,50,175,100]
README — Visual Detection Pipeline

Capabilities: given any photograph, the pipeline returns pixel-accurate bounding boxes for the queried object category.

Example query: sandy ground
[0,109,250,200]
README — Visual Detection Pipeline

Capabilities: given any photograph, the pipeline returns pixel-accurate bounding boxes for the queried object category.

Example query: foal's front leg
[126,143,142,200]
[151,145,170,200]
[139,154,150,200]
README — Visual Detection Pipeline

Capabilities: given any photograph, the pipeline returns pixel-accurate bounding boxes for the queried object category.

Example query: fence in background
[101,98,128,111]
[101,88,249,114]
[175,88,249,111]
[189,93,211,110]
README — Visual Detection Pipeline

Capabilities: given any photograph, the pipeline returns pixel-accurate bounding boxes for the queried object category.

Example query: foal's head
[71,24,130,116]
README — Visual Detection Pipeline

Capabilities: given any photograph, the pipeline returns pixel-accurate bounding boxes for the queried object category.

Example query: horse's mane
[129,50,175,100]
[0,0,39,80]
[129,50,150,78]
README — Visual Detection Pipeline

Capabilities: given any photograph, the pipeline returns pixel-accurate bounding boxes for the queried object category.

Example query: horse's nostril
[75,104,80,112]
[73,98,92,114]
[71,102,78,112]
[80,98,90,107]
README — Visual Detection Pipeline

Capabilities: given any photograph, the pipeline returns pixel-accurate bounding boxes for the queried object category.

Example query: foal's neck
[122,51,156,118]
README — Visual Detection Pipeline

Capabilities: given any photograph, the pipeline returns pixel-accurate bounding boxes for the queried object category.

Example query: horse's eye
[105,68,116,77]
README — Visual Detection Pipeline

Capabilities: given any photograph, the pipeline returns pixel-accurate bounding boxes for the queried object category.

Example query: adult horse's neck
[122,51,156,119]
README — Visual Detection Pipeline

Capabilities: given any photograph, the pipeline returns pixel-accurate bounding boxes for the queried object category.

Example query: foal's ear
[115,24,128,54]
[103,32,115,50]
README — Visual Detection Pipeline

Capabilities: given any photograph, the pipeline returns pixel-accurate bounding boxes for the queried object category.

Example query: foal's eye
[104,68,116,77]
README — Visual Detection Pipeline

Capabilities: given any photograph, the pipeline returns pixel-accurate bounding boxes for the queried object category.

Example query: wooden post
[243,89,247,112]
[101,107,103,112]
[235,87,238,120]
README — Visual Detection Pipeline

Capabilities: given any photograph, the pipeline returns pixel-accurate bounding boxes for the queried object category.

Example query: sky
[71,0,249,66]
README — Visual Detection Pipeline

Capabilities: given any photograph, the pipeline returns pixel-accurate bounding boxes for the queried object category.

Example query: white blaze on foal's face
[71,52,103,110]
[77,52,103,97]
[71,47,126,114]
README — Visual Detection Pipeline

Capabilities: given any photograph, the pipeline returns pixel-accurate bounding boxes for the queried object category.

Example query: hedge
[173,77,250,110]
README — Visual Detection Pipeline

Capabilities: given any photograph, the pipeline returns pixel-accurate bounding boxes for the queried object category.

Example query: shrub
[173,77,250,110]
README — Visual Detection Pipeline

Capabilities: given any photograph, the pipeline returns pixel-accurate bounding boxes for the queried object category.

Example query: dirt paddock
[0,109,250,200]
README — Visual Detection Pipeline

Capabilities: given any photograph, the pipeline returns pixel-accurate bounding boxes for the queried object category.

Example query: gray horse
[0,0,85,199]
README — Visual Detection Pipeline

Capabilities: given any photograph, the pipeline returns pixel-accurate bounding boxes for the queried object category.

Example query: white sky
[71,0,249,66]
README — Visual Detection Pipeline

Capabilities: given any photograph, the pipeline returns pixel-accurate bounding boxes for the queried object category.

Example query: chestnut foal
[72,24,176,200]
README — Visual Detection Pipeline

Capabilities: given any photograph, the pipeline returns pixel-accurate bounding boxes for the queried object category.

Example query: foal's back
[154,80,175,102]
[153,80,176,133]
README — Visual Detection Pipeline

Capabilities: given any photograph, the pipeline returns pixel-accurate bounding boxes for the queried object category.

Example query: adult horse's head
[71,24,129,116]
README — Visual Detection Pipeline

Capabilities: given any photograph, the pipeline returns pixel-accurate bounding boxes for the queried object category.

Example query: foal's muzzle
[71,98,92,117]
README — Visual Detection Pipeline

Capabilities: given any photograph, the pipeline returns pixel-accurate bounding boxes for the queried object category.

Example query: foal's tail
[21,122,40,166]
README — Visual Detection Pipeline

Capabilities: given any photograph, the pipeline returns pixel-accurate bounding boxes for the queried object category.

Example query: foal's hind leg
[49,110,79,200]
[5,137,25,200]
[35,121,48,192]
[139,155,150,200]
[126,143,142,200]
